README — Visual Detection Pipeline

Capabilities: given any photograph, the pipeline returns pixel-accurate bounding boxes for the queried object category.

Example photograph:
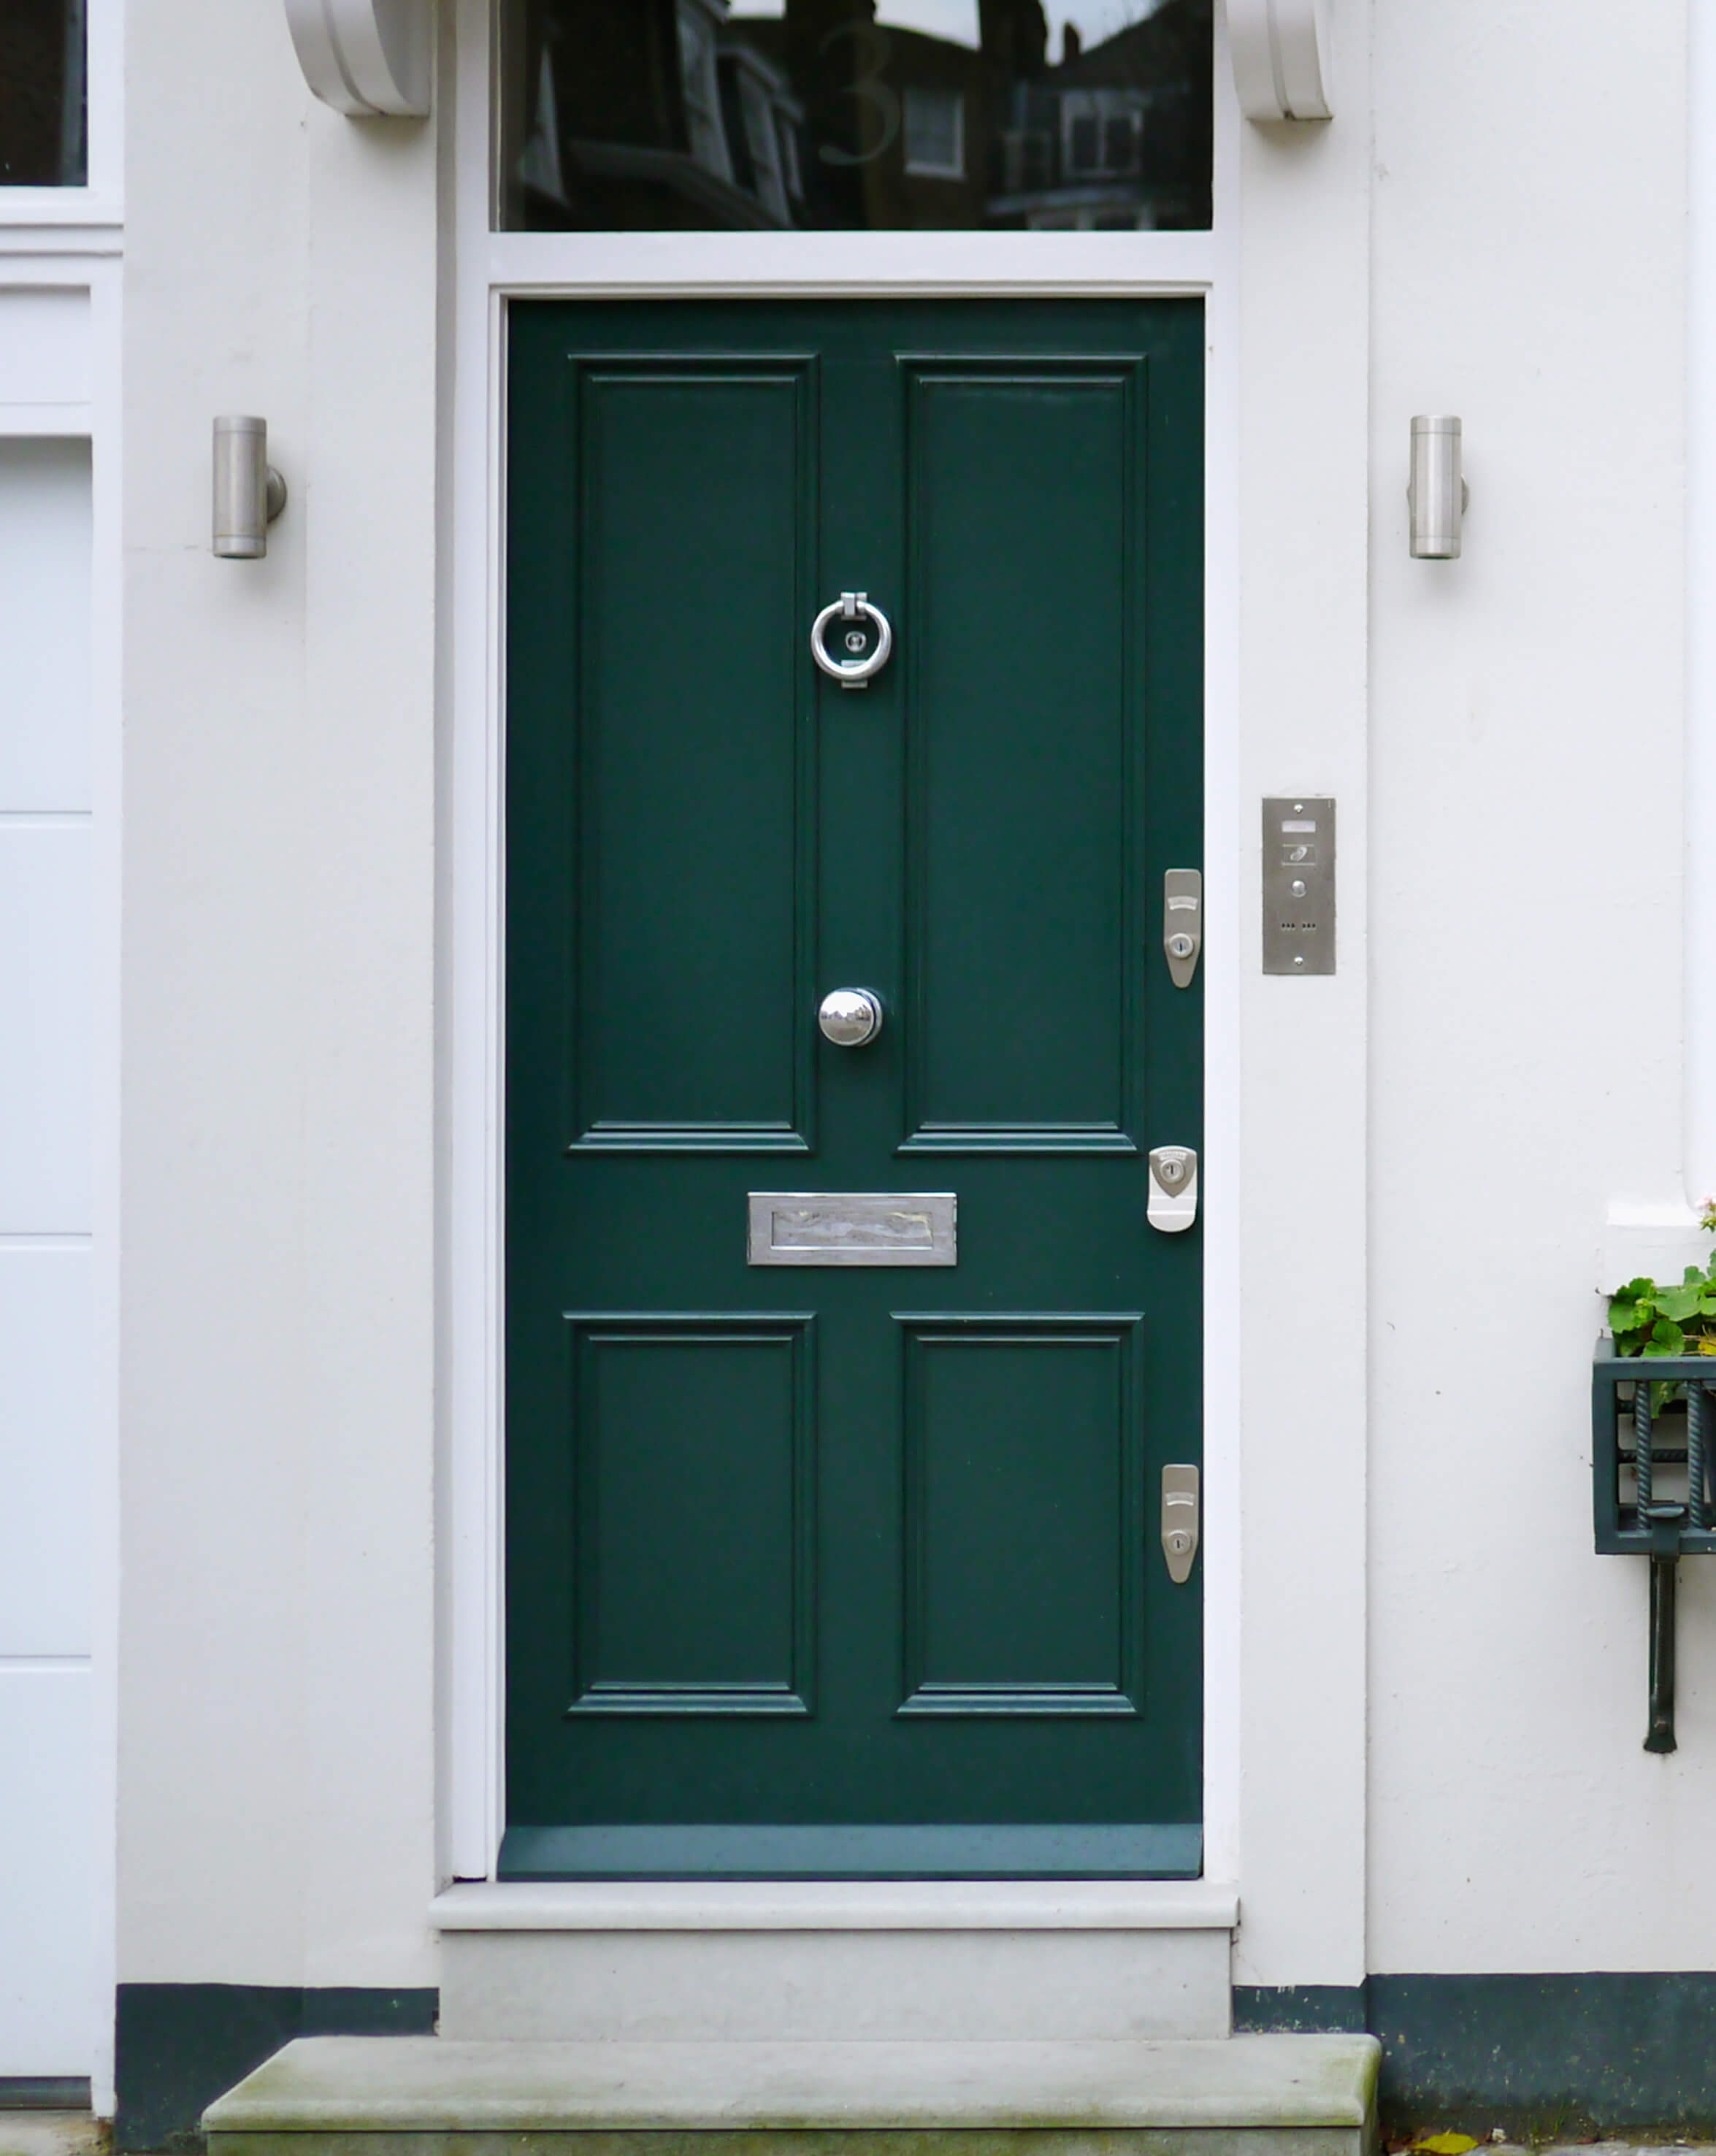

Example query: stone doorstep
[202,2035,1381,2156]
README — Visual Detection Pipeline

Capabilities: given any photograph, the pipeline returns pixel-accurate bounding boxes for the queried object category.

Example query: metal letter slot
[1147,1146,1198,1233]
[1163,868,1203,988]
[1162,1465,1200,1584]
[1262,796,1336,975]
[811,591,894,689]
[748,1192,956,1267]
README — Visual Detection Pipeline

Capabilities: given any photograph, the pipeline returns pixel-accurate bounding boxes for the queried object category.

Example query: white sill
[432,1879,1238,1932]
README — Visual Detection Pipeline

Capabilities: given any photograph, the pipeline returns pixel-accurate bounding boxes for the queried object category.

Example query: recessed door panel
[570,360,817,1151]
[899,1316,1144,1716]
[506,299,1203,1876]
[566,1316,814,1716]
[902,363,1141,1153]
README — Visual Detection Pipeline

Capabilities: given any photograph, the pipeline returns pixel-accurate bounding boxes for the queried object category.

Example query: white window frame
[1,0,123,226]
[902,84,965,180]
[442,0,1242,1902]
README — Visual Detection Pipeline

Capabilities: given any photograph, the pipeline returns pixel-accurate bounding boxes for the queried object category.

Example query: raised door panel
[900,360,1145,1154]
[566,358,818,1152]
[564,1315,815,1715]
[898,1316,1144,1716]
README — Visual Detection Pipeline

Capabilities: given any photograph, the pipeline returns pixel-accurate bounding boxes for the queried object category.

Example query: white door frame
[440,0,1244,1894]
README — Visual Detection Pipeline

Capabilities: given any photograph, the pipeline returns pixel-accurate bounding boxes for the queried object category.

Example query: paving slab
[205,2038,1379,2136]
[202,2034,1380,2156]
[0,2114,104,2156]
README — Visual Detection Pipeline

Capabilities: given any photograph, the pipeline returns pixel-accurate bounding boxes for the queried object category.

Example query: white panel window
[903,85,964,180]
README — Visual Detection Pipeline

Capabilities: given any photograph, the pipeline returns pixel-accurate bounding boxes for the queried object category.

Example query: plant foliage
[1608,1200,1716,1376]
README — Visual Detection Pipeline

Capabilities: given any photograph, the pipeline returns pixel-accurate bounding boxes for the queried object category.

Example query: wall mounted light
[1409,415,1467,560]
[283,0,432,117]
[212,416,288,561]
[1229,0,1333,121]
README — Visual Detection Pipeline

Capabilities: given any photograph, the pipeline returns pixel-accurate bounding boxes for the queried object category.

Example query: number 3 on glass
[817,20,900,166]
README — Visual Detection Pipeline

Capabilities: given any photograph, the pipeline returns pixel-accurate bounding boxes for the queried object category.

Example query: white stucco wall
[1230,23,1373,1987]
[114,0,1712,2003]
[120,0,440,1986]
[1365,0,1704,1971]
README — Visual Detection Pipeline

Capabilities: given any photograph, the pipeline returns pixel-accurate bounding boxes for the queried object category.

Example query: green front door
[504,299,1204,1879]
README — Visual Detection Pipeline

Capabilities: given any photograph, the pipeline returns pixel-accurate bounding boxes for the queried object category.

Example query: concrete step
[432,1882,1238,2041]
[203,2033,1380,2156]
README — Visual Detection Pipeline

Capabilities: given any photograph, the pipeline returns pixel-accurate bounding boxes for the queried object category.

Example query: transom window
[497,0,1212,233]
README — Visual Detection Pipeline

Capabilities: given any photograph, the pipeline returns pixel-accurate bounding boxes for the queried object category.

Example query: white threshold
[431,1879,1239,1932]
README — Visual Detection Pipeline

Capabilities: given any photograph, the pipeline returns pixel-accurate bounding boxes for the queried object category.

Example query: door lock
[1147,1146,1198,1232]
[818,987,884,1047]
[1163,869,1202,988]
[1162,1464,1200,1584]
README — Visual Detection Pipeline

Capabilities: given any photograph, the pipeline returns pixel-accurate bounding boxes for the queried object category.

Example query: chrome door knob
[818,988,884,1047]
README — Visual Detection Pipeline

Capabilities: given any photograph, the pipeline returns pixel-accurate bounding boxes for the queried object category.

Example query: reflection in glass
[499,0,1210,233]
[0,0,87,187]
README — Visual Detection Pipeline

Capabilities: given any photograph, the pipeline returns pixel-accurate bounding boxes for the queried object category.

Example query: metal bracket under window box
[1593,1336,1716,1753]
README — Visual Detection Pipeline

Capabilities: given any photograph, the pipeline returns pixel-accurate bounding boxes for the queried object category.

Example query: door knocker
[811,591,894,689]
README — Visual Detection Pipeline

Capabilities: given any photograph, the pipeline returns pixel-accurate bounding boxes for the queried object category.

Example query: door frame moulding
[0,247,123,2116]
[440,0,1243,1896]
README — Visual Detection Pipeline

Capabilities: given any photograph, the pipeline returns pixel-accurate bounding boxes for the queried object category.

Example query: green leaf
[1688,1265,1708,1286]
[1623,1276,1660,1300]
[1644,1318,1687,1357]
[1657,1286,1705,1323]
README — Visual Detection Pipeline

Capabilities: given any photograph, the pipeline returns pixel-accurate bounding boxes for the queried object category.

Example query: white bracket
[1228,0,1333,122]
[284,0,432,117]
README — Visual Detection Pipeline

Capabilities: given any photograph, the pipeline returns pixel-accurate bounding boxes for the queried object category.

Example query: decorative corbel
[1228,0,1333,122]
[284,0,432,117]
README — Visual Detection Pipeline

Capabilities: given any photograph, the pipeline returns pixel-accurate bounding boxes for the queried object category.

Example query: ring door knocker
[811,590,894,689]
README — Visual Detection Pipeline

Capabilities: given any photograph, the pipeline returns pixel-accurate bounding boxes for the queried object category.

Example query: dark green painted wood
[899,1316,1145,1715]
[565,1315,816,1716]
[499,1823,1201,1879]
[505,300,1203,1874]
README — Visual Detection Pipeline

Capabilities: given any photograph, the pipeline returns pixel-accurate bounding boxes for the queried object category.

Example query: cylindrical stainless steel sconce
[212,415,287,560]
[1409,415,1466,559]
